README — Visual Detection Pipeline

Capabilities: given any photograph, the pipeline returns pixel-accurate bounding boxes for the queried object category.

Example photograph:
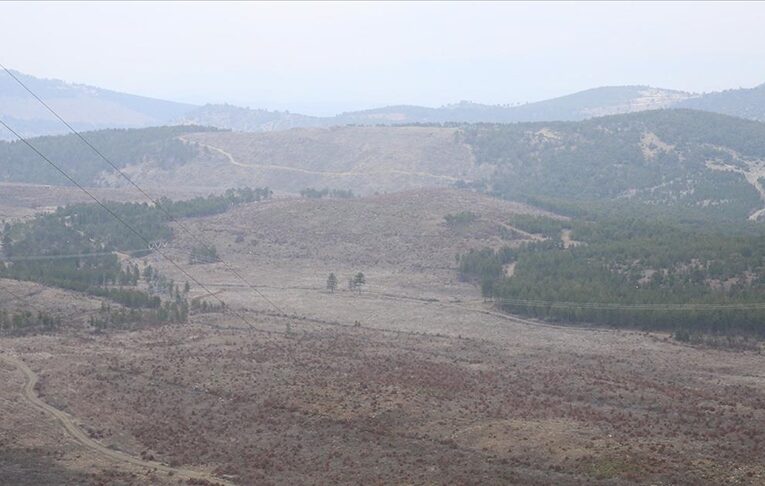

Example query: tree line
[0,309,60,336]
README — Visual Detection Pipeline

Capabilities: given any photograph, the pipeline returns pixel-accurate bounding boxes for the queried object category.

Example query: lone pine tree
[326,272,338,293]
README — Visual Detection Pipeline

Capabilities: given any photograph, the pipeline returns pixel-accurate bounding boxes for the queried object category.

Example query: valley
[3,4,765,485]
[1,186,764,485]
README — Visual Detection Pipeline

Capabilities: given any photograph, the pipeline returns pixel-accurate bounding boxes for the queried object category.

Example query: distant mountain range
[675,83,765,120]
[2,69,765,139]
[176,86,695,130]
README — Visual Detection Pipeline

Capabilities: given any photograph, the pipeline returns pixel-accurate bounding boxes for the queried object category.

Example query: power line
[0,247,206,263]
[6,243,765,311]
[0,279,44,312]
[0,117,265,332]
[0,63,285,316]
[6,67,763,320]
[0,250,145,262]
[489,296,765,311]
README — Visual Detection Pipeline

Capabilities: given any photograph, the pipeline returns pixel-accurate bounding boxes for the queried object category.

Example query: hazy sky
[1,1,764,115]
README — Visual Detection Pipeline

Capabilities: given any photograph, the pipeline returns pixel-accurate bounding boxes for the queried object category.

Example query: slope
[155,126,483,194]
[0,125,215,186]
[5,110,765,221]
[462,109,765,221]
[0,70,196,140]
[180,86,696,129]
[676,83,765,121]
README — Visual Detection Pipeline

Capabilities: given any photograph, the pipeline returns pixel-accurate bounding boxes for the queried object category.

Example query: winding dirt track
[0,354,235,486]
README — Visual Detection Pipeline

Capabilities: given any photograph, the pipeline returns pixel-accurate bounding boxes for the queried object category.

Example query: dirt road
[0,353,236,486]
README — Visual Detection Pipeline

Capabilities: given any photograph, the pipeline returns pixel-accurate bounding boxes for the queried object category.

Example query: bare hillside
[122,127,486,195]
[172,188,557,271]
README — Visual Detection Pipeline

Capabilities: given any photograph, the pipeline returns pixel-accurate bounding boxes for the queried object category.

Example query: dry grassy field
[1,188,764,485]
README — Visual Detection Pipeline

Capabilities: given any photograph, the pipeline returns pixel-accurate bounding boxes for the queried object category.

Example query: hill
[0,70,196,140]
[179,84,765,129]
[5,69,765,138]
[335,86,693,125]
[0,125,215,186]
[175,103,325,131]
[463,109,765,221]
[0,124,481,194]
[495,85,692,121]
[127,126,483,194]
[174,188,558,272]
[179,86,696,130]
[677,83,765,121]
[175,110,765,221]
[4,109,765,221]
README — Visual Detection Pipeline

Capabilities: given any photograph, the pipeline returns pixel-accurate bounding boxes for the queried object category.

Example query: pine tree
[326,273,338,293]
[1,223,12,258]
[353,272,366,293]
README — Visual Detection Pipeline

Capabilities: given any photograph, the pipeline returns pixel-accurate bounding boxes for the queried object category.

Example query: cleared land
[117,127,489,194]
[1,188,764,485]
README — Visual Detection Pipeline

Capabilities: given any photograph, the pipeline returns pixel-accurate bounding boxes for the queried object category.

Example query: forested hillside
[462,109,765,221]
[460,216,765,339]
[677,83,765,121]
[0,125,213,185]
[0,188,269,306]
[455,110,765,338]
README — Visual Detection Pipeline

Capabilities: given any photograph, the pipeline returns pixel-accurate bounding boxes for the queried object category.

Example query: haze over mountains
[0,70,193,139]
[2,69,765,139]
[4,68,765,223]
